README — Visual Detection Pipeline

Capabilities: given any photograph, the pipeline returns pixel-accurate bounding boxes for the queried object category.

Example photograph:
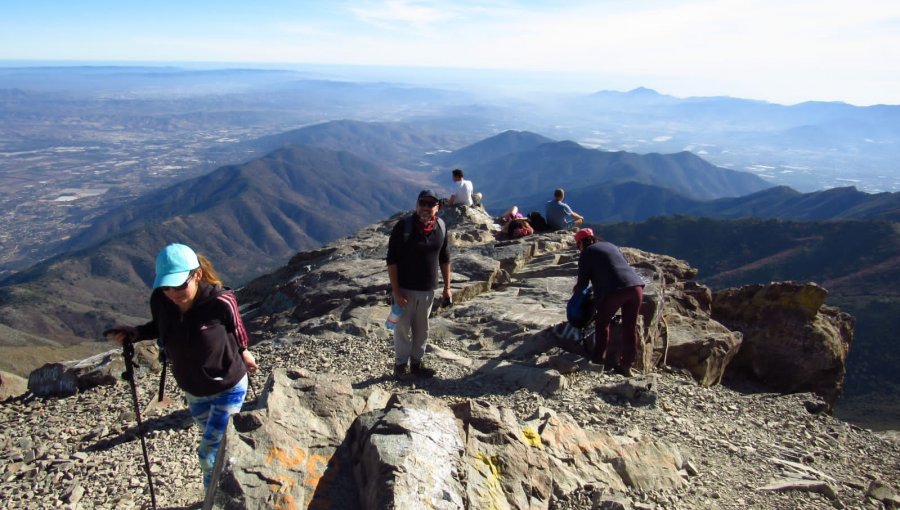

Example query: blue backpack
[566,284,594,329]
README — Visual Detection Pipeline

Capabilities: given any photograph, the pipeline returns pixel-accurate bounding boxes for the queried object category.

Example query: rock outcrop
[26,343,161,398]
[238,205,841,398]
[712,282,854,406]
[1,205,873,510]
[212,368,686,509]
[0,370,27,400]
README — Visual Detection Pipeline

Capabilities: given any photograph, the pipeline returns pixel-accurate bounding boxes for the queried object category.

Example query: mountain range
[1,119,898,430]
[513,182,900,224]
[0,143,427,347]
[437,130,772,204]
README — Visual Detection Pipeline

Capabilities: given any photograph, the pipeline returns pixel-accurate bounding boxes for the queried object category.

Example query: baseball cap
[418,189,439,201]
[152,243,200,289]
[574,228,594,244]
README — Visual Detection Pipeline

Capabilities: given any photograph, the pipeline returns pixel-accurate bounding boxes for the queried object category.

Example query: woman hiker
[105,243,258,490]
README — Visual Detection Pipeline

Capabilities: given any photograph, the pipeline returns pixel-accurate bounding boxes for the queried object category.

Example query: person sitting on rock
[545,188,584,231]
[447,168,474,207]
[104,243,258,491]
[573,228,645,376]
[498,205,524,224]
[495,205,533,239]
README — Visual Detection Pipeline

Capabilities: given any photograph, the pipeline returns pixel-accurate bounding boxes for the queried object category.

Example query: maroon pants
[592,285,644,368]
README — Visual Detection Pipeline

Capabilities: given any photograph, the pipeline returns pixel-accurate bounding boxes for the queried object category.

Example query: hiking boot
[614,365,636,377]
[394,363,411,380]
[410,360,436,378]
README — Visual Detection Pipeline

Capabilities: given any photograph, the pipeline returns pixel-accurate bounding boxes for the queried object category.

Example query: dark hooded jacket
[135,282,248,397]
[575,241,645,301]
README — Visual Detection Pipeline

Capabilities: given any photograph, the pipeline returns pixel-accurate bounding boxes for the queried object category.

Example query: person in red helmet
[572,228,645,376]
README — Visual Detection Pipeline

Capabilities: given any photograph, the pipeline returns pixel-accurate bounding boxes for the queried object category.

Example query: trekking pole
[248,372,259,401]
[122,340,158,510]
[157,360,167,402]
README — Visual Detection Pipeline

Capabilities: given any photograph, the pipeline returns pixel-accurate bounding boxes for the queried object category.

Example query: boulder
[213,369,685,509]
[353,393,466,509]
[26,343,161,398]
[0,370,27,400]
[712,282,854,406]
[215,368,391,510]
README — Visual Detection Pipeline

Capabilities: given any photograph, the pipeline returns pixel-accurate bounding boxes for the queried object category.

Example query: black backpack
[527,211,548,232]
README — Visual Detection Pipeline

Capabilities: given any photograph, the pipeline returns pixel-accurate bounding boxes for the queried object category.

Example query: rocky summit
[1,205,898,510]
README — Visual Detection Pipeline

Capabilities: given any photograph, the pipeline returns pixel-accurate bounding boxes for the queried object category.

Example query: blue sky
[2,0,899,105]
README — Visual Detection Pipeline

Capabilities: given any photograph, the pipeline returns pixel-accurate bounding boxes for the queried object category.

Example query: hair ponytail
[197,254,222,286]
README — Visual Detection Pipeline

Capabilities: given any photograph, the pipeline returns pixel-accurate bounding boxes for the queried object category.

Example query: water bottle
[385,303,404,330]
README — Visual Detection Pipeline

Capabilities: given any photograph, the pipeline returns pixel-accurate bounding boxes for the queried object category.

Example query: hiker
[386,189,452,379]
[572,228,645,376]
[447,168,474,207]
[498,205,524,224]
[496,206,533,239]
[545,188,584,230]
[104,243,258,490]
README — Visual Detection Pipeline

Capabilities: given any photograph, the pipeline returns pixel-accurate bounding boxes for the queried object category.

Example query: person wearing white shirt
[447,168,474,207]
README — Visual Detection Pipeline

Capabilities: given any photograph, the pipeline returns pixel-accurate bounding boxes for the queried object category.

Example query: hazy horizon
[2,0,899,106]
[3,59,898,109]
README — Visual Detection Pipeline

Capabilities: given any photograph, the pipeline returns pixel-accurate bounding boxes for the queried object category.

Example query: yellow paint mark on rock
[474,452,507,510]
[521,427,543,448]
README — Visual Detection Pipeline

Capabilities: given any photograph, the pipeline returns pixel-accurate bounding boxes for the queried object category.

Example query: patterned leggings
[184,374,248,487]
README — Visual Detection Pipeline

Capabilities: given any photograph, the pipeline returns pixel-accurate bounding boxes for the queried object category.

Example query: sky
[2,0,899,106]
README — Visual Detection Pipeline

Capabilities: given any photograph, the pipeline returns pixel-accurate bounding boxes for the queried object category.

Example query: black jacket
[385,214,450,291]
[575,241,645,301]
[136,283,248,397]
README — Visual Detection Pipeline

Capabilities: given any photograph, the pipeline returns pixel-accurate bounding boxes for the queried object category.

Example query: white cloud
[347,0,463,33]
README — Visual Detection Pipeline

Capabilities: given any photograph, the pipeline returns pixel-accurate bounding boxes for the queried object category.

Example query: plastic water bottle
[385,303,404,330]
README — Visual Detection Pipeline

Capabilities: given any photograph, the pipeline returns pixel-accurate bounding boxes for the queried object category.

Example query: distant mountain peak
[627,86,661,96]
[587,87,676,104]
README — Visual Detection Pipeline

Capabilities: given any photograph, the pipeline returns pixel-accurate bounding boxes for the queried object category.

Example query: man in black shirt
[573,228,645,376]
[386,189,452,378]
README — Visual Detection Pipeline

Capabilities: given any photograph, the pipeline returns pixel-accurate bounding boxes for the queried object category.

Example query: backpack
[507,218,533,239]
[527,211,548,232]
[403,215,446,245]
[566,284,595,329]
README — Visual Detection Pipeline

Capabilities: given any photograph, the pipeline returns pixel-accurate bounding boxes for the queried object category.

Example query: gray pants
[394,288,435,364]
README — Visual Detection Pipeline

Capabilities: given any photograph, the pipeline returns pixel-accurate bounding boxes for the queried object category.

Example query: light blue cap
[153,243,200,289]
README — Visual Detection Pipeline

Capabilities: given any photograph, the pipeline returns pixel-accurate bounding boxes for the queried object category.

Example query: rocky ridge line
[0,205,896,509]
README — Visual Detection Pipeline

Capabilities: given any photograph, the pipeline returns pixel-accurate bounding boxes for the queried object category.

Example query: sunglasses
[418,199,438,207]
[161,270,195,292]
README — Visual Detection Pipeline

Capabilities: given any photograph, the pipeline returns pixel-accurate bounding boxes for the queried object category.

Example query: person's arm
[440,262,452,301]
[105,292,160,344]
[218,292,258,374]
[574,252,591,293]
[387,263,408,307]
[386,220,408,306]
[438,221,451,300]
[571,211,584,224]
